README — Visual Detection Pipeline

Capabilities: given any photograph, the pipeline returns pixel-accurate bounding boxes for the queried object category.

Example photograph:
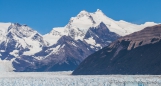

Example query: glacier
[0,71,161,86]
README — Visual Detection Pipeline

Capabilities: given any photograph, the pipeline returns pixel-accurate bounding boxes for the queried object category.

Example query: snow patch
[61,44,65,48]
[0,50,5,52]
[107,41,112,43]
[85,38,102,48]
[84,37,96,45]
[95,44,101,48]
[90,46,94,48]
[72,42,77,47]
[9,50,19,57]
[45,45,61,58]
[0,58,15,72]
[51,45,61,54]
[43,27,68,46]
[34,56,44,60]
[23,36,43,55]
[43,33,61,46]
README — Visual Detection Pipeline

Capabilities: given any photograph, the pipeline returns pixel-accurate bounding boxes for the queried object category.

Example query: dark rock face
[84,22,119,49]
[72,24,161,75]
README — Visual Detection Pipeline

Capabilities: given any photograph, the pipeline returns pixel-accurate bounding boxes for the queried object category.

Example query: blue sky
[0,0,161,34]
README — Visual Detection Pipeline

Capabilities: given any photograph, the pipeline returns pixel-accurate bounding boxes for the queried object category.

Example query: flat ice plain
[0,71,161,86]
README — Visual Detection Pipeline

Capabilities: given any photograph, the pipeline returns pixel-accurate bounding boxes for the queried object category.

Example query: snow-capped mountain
[0,22,48,71]
[44,9,157,46]
[0,23,47,56]
[0,9,159,72]
[26,22,119,71]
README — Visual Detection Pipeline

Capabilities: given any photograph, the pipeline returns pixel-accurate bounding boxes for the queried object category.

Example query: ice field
[0,71,161,86]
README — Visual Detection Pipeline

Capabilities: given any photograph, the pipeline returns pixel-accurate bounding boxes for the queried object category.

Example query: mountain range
[0,9,157,72]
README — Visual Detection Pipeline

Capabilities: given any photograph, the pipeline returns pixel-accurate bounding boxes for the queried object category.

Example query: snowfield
[0,71,161,86]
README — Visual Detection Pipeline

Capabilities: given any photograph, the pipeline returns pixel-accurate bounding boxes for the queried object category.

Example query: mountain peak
[13,23,22,26]
[79,10,88,14]
[96,9,102,12]
[77,10,90,18]
[95,9,104,14]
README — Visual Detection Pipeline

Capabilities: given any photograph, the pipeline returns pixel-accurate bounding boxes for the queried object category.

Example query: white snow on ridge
[84,37,102,48]
[0,23,11,43]
[44,45,61,59]
[50,45,61,54]
[23,36,43,55]
[9,50,19,57]
[43,33,60,46]
[34,44,66,60]
[84,37,96,45]
[0,22,11,33]
[43,27,67,46]
[72,42,77,47]
[90,9,157,36]
[66,10,94,32]
[115,20,157,36]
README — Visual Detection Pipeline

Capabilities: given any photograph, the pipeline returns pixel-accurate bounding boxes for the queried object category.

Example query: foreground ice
[0,71,161,86]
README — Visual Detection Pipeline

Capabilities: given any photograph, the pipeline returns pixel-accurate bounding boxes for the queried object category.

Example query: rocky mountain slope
[72,24,161,75]
[21,22,119,71]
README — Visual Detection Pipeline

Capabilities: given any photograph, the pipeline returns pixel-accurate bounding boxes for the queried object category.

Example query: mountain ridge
[72,24,161,75]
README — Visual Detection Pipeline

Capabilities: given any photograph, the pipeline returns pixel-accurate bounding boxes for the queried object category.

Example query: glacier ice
[0,71,161,86]
[0,59,15,72]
